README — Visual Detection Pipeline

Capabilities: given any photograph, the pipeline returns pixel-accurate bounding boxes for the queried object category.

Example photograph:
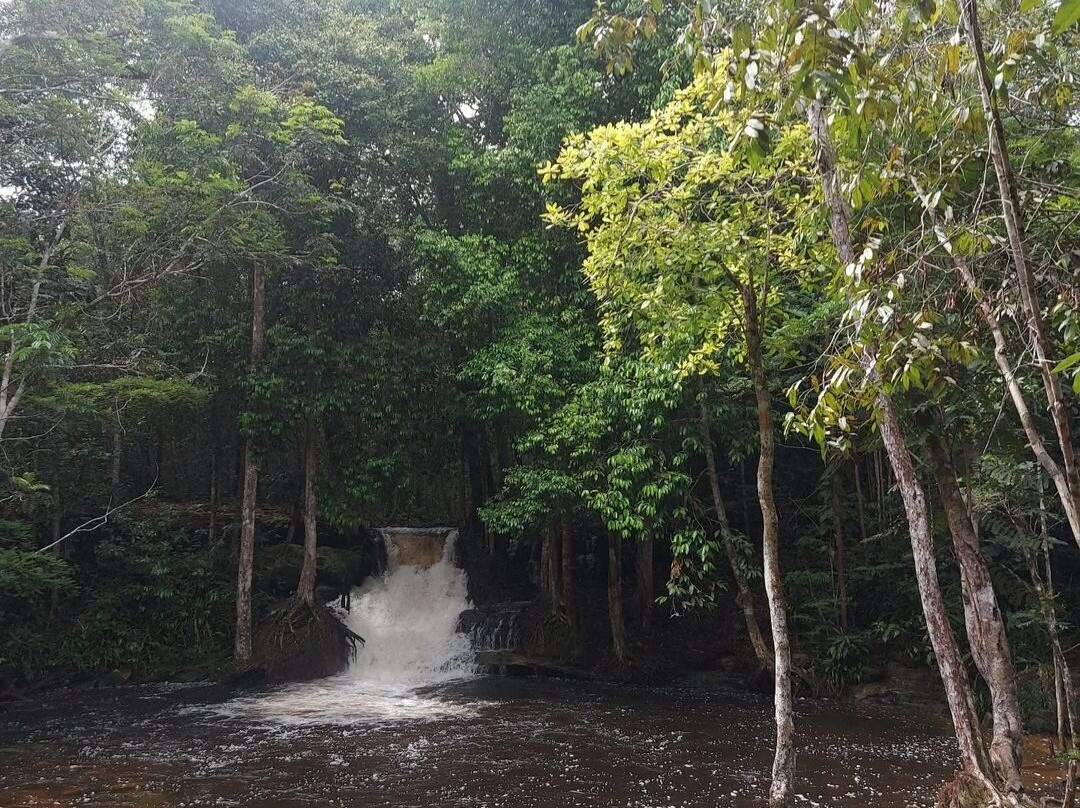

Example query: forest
[1,0,1080,806]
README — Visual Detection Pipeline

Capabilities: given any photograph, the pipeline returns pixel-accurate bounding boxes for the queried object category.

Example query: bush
[0,512,234,685]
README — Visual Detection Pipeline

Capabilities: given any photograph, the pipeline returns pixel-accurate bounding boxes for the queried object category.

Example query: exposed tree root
[246,599,364,682]
[936,769,1040,808]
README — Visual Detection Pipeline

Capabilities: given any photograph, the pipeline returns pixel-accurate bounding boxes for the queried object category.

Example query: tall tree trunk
[699,398,772,668]
[297,419,318,606]
[607,531,627,664]
[960,0,1080,545]
[635,536,653,633]
[111,425,122,495]
[879,400,994,786]
[927,435,1024,794]
[461,426,487,548]
[808,99,1001,795]
[830,474,849,635]
[234,264,266,665]
[852,460,869,546]
[0,222,66,442]
[1032,499,1078,806]
[1035,476,1077,751]
[208,446,219,547]
[742,288,795,808]
[561,516,577,637]
[478,430,498,558]
[917,182,1080,547]
[541,521,561,611]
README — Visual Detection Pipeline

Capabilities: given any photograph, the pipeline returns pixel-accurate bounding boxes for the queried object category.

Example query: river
[0,529,984,807]
[1,676,963,807]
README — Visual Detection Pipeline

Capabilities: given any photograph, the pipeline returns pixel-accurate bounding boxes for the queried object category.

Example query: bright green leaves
[1054,0,1080,34]
[1053,351,1080,394]
[545,54,827,379]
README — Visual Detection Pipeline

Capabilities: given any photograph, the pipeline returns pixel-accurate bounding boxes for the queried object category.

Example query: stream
[0,529,974,807]
[1,677,961,808]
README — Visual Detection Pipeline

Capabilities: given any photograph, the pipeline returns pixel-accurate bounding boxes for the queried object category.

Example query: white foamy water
[216,528,480,725]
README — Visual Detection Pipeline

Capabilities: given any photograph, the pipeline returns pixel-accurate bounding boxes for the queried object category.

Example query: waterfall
[217,527,480,724]
[339,528,475,688]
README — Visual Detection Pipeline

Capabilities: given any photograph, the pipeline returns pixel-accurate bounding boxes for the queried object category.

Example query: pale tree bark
[0,222,66,441]
[741,284,795,808]
[959,0,1080,544]
[234,264,266,665]
[917,184,1080,547]
[808,100,1003,797]
[879,401,995,786]
[699,398,773,668]
[1031,478,1077,804]
[111,426,123,494]
[296,418,318,606]
[607,531,627,664]
[927,435,1025,795]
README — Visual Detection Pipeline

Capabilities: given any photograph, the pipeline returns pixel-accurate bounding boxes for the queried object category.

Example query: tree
[543,61,830,806]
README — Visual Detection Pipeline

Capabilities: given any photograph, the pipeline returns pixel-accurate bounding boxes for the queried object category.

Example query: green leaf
[1054,0,1080,34]
[1053,352,1080,374]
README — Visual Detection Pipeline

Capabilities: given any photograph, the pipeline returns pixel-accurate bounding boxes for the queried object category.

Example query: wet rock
[673,668,746,692]
[473,650,595,680]
[851,664,942,705]
[457,601,534,651]
[95,669,131,688]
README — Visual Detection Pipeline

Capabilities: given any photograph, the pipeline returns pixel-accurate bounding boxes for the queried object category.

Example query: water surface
[1,676,959,808]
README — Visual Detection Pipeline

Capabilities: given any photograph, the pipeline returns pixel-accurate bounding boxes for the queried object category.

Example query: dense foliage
[2,0,1079,802]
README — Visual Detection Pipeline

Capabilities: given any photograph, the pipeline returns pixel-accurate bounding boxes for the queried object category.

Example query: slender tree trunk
[927,435,1024,794]
[235,264,266,665]
[1032,508,1078,807]
[635,536,653,633]
[960,0,1080,543]
[478,430,497,558]
[830,474,849,635]
[208,446,219,546]
[1035,476,1077,751]
[699,398,772,667]
[111,425,122,495]
[541,521,561,611]
[852,460,869,546]
[808,100,1000,796]
[0,222,66,442]
[742,290,795,808]
[879,400,994,786]
[607,531,627,664]
[917,184,1080,547]
[462,426,487,548]
[561,516,577,636]
[297,419,318,606]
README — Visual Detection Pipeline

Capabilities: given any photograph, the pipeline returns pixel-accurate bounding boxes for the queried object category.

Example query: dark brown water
[0,677,960,808]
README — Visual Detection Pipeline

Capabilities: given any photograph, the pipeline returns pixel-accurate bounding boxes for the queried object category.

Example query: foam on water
[217,528,480,725]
